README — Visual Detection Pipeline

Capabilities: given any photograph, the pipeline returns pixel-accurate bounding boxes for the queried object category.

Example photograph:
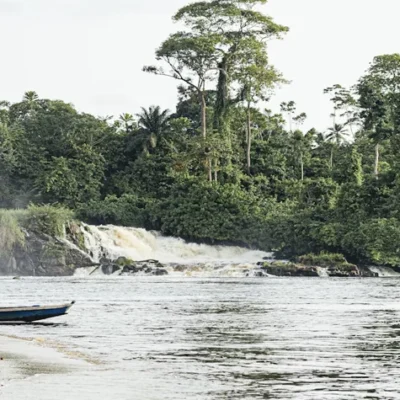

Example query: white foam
[80,224,272,266]
[368,266,400,277]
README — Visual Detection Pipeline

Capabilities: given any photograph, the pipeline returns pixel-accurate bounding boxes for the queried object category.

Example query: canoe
[0,301,75,322]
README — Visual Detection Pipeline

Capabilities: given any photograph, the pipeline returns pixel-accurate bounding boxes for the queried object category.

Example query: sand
[0,336,87,393]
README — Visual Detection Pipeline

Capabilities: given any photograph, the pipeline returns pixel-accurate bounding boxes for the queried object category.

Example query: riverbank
[2,216,400,278]
[0,335,87,392]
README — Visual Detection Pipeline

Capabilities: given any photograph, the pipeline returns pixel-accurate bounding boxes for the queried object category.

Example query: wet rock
[135,259,164,269]
[102,264,121,275]
[296,253,361,277]
[152,269,168,276]
[121,265,141,274]
[173,265,188,272]
[0,230,95,277]
[115,257,134,267]
[326,264,360,277]
[261,261,320,277]
[118,260,168,276]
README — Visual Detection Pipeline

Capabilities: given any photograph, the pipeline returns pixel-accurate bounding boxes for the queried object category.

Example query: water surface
[1,277,400,399]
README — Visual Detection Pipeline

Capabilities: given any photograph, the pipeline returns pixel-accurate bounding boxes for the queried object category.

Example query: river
[0,276,400,399]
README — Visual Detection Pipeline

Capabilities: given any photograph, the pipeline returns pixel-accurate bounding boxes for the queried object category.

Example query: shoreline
[0,335,88,390]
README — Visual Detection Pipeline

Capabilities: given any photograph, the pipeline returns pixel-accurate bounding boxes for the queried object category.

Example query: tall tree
[324,84,359,136]
[144,33,219,180]
[280,101,297,132]
[173,0,288,132]
[144,33,219,141]
[291,131,307,181]
[326,123,347,170]
[235,39,284,174]
[357,54,400,178]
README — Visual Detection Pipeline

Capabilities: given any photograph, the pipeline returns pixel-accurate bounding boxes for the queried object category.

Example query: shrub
[77,194,153,228]
[0,210,25,255]
[297,252,348,267]
[22,204,74,237]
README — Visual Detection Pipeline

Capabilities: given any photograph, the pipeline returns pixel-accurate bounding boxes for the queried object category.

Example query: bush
[77,194,153,228]
[153,179,277,248]
[0,210,25,255]
[341,218,400,266]
[297,252,348,267]
[22,204,74,237]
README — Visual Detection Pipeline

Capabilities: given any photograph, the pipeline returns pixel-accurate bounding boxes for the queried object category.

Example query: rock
[135,259,164,269]
[102,264,122,275]
[259,254,366,278]
[0,230,95,277]
[121,265,168,276]
[326,263,360,277]
[173,265,188,272]
[115,257,134,267]
[261,261,320,277]
[152,269,168,276]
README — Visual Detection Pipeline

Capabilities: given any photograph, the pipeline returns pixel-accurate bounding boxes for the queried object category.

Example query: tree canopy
[2,1,400,267]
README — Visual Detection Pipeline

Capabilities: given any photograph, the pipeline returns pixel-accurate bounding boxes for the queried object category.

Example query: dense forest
[1,0,400,266]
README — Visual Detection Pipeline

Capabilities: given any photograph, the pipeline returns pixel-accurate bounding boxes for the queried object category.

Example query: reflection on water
[0,277,400,399]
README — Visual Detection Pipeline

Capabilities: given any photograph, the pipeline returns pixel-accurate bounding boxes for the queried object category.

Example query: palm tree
[118,113,135,134]
[23,91,39,110]
[136,106,170,151]
[326,123,347,145]
[325,123,347,170]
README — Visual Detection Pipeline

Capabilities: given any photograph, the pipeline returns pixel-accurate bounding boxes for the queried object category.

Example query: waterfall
[368,266,400,277]
[76,224,273,277]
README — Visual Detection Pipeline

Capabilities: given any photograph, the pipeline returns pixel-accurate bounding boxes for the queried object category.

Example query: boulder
[0,230,95,277]
[261,261,320,277]
[152,269,168,276]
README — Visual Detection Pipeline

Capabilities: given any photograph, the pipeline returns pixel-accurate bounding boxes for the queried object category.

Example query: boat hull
[0,302,75,322]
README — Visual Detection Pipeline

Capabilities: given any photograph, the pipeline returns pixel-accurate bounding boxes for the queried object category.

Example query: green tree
[118,113,136,134]
[136,106,171,151]
[326,123,347,170]
[280,101,297,132]
[235,39,285,174]
[173,0,288,131]
[357,54,400,178]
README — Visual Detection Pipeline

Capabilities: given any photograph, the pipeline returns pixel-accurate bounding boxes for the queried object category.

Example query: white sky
[0,0,398,131]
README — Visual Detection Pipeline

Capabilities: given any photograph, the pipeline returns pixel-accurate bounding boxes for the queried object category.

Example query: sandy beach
[0,336,88,398]
[0,335,148,400]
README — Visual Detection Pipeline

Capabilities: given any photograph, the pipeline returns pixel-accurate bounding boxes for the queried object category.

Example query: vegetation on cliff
[1,1,400,266]
[0,206,72,256]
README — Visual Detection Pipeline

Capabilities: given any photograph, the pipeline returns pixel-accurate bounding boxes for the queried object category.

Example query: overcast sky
[0,0,398,131]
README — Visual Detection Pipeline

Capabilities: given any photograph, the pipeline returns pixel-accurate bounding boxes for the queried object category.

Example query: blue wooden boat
[0,301,75,322]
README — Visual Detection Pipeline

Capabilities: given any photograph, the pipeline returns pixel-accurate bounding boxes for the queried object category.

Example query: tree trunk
[214,56,228,131]
[208,158,212,182]
[300,153,304,181]
[374,143,380,179]
[200,92,207,139]
[246,104,252,175]
[214,159,218,182]
[199,90,211,180]
[330,146,334,171]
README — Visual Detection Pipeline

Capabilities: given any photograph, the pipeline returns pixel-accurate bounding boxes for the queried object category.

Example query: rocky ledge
[0,229,95,277]
[97,257,169,276]
[258,254,379,278]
